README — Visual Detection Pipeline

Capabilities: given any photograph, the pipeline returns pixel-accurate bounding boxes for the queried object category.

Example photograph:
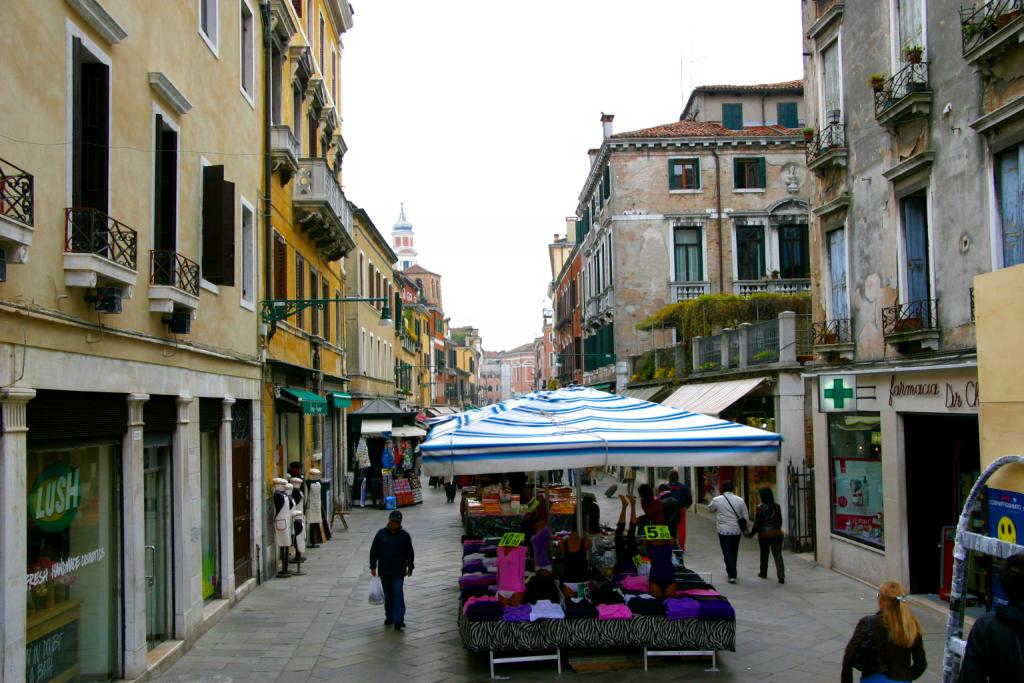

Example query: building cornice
[65,0,127,44]
[148,72,192,116]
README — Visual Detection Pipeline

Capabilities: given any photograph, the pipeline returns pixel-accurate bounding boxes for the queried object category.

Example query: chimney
[601,112,614,138]
[553,233,560,241]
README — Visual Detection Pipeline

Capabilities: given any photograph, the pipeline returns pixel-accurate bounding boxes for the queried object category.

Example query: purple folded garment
[678,588,721,597]
[664,597,700,620]
[503,605,532,622]
[462,562,486,574]
[697,599,735,621]
[459,573,496,589]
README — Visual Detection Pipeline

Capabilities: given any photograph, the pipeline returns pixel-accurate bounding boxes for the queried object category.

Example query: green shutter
[757,157,766,188]
[723,103,743,130]
[575,218,582,242]
[692,158,701,189]
[733,158,741,188]
[777,102,798,128]
[603,165,611,200]
[668,159,680,190]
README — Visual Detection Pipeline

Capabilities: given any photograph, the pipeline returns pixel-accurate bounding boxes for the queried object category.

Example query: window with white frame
[240,198,255,307]
[673,226,703,282]
[669,158,700,191]
[820,39,842,123]
[895,0,924,64]
[239,1,254,101]
[200,0,219,52]
[735,224,766,281]
[826,227,849,320]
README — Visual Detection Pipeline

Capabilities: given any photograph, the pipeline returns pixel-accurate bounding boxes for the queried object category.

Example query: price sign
[499,532,525,547]
[644,525,671,540]
[632,554,644,569]
[525,498,539,513]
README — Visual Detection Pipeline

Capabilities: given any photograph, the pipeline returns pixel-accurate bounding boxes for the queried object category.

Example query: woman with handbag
[841,581,927,683]
[747,486,785,583]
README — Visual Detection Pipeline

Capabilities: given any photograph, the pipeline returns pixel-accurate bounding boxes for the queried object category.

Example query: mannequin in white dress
[273,478,293,577]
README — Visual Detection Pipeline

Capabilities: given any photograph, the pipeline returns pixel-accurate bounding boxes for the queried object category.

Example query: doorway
[904,414,980,594]
[143,437,174,648]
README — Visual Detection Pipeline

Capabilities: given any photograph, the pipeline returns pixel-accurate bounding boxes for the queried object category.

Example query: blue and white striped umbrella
[421,386,781,476]
[425,395,536,437]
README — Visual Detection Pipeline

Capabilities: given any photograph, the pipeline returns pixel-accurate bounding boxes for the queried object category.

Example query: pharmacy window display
[828,414,884,548]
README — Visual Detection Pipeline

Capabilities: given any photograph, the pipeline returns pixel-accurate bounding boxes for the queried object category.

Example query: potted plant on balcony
[771,270,780,280]
[802,126,815,142]
[902,44,924,64]
[894,316,923,333]
[996,8,1022,30]
[868,73,886,92]
[753,349,779,363]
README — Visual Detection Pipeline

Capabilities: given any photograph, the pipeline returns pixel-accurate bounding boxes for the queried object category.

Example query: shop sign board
[819,374,857,413]
[884,370,979,412]
[28,464,81,533]
[988,487,1024,607]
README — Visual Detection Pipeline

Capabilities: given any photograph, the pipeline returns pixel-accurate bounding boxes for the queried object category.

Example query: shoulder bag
[723,494,748,533]
[851,615,877,672]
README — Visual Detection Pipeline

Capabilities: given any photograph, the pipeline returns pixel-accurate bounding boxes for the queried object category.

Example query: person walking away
[747,486,785,583]
[959,552,1024,682]
[369,510,415,631]
[841,580,926,683]
[707,481,749,584]
[662,470,693,550]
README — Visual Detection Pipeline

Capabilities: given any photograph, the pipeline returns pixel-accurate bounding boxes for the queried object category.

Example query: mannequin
[289,477,306,564]
[305,469,325,547]
[272,478,293,577]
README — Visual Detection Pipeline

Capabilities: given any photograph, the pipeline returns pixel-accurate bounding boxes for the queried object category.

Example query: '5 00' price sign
[643,525,671,540]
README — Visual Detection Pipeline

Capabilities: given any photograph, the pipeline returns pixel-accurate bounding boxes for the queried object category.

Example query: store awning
[391,425,427,437]
[361,419,393,436]
[279,387,328,415]
[590,382,614,392]
[661,377,766,417]
[329,391,352,409]
[622,386,663,402]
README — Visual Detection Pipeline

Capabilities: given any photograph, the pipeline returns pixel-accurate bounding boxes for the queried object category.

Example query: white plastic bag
[368,575,384,605]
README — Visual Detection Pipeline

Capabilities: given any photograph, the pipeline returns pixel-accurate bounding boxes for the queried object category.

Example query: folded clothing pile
[596,603,633,620]
[464,596,502,622]
[529,599,565,621]
[459,573,496,590]
[697,599,735,621]
[564,598,598,620]
[625,594,664,616]
[502,604,532,622]
[663,597,700,620]
[460,585,496,600]
[618,575,649,593]
[524,574,561,605]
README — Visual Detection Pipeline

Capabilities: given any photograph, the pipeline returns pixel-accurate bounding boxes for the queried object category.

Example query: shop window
[27,443,122,681]
[829,413,884,548]
[200,431,221,601]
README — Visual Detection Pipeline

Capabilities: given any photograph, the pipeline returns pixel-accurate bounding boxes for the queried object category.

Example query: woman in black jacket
[841,581,927,683]
[747,486,785,583]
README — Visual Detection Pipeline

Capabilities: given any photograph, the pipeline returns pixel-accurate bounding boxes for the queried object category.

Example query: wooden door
[232,440,252,584]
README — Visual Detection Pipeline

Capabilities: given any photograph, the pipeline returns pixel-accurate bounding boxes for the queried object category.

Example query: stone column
[778,311,797,364]
[173,394,201,640]
[719,330,731,369]
[219,397,236,601]
[1,387,34,683]
[738,323,752,369]
[691,336,702,373]
[122,394,149,678]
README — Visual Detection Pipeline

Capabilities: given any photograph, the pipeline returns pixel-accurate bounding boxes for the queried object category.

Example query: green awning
[590,382,615,392]
[280,387,328,415]
[329,391,352,409]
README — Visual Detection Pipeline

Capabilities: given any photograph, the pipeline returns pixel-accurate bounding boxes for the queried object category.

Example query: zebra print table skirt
[459,614,736,653]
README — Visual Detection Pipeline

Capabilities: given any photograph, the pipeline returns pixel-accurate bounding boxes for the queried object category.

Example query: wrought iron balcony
[747,319,780,365]
[270,124,301,181]
[148,249,200,314]
[670,281,711,301]
[882,299,940,350]
[63,207,138,292]
[960,0,1023,60]
[812,318,855,361]
[875,62,931,126]
[733,278,811,296]
[805,122,847,173]
[292,157,355,261]
[0,157,34,265]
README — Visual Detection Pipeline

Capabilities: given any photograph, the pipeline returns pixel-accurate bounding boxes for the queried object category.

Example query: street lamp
[260,296,391,338]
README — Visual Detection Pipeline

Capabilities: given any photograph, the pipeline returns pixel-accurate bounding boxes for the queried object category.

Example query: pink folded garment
[678,588,721,597]
[596,603,633,620]
[463,595,499,614]
[618,575,649,592]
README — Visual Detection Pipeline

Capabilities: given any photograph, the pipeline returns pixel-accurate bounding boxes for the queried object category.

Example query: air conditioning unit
[85,286,123,313]
[162,310,192,334]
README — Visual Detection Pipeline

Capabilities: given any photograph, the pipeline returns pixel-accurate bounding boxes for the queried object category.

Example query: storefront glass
[829,414,884,548]
[143,439,174,648]
[26,443,121,682]
[200,430,221,601]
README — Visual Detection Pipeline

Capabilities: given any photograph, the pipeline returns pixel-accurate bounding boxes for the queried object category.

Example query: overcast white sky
[342,0,804,352]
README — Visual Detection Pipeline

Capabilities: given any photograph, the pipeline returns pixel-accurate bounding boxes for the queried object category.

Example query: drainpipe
[711,144,725,293]
[260,1,273,303]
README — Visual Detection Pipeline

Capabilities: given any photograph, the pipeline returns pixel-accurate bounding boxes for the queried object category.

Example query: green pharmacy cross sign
[820,374,857,413]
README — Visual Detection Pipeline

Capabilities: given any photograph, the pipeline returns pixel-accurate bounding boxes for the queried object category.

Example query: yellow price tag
[632,554,644,569]
[499,532,525,547]
[526,498,539,513]
[644,525,671,540]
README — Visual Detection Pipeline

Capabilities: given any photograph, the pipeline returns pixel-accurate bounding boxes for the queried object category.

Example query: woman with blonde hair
[841,581,927,683]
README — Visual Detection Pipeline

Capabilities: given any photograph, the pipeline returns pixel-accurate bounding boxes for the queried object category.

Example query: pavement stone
[153,471,947,682]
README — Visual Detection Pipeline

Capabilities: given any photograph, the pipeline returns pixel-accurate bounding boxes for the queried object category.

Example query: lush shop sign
[28,463,81,532]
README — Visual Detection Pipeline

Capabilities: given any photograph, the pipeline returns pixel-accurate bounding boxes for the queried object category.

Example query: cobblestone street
[153,475,948,683]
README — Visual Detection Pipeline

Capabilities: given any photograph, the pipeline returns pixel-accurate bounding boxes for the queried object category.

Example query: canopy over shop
[347,398,423,507]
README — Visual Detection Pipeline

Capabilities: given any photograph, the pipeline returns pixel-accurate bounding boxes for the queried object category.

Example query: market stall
[347,398,420,508]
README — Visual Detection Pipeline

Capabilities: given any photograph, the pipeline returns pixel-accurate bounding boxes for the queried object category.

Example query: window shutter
[310,267,319,336]
[292,0,302,16]
[602,165,611,200]
[732,158,741,188]
[322,276,330,342]
[202,165,235,285]
[757,158,766,188]
[668,159,680,190]
[777,102,798,128]
[273,236,287,299]
[723,103,743,130]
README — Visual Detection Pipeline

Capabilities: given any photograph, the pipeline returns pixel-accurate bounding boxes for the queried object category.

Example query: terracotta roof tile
[611,121,800,140]
[693,80,803,93]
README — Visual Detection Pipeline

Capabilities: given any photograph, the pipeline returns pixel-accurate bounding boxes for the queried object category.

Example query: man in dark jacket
[960,552,1024,682]
[369,510,415,631]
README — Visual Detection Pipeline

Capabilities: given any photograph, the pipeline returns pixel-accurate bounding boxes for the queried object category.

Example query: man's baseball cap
[388,510,403,522]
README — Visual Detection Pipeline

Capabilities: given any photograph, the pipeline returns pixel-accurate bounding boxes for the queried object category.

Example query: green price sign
[643,525,671,540]
[525,498,539,513]
[499,532,525,547]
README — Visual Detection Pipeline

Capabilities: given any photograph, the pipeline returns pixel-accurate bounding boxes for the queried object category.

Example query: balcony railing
[293,157,354,259]
[696,336,721,371]
[270,125,301,177]
[150,249,199,296]
[960,0,1022,54]
[882,299,938,336]
[806,122,845,166]
[671,281,711,301]
[875,62,930,118]
[812,318,853,346]
[734,278,811,296]
[689,311,808,374]
[747,319,780,365]
[0,157,34,226]
[65,207,137,270]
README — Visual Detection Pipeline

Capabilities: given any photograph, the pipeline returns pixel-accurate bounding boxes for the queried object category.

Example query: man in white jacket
[707,481,749,584]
